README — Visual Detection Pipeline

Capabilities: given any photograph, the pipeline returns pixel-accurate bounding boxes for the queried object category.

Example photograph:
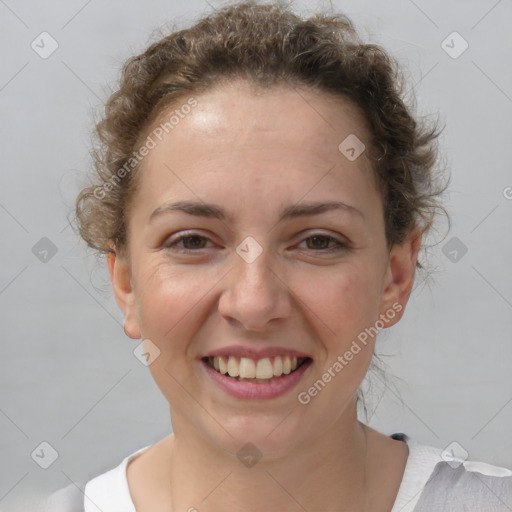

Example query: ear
[378,226,422,327]
[107,250,141,339]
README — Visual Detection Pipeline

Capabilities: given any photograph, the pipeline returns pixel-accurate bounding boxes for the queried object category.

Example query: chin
[204,412,307,462]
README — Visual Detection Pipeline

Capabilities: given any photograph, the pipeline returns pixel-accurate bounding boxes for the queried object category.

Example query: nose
[218,244,291,331]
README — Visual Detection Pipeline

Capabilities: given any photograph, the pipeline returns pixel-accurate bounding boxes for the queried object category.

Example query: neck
[167,402,370,512]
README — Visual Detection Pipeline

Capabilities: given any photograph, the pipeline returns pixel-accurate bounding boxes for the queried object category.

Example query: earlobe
[379,227,422,325]
[107,250,141,340]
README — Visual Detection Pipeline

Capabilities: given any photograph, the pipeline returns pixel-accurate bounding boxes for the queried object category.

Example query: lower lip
[200,358,313,399]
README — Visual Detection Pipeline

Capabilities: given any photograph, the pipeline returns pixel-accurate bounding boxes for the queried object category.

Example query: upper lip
[202,345,312,360]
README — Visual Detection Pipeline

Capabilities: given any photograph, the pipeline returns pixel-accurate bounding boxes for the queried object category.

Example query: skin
[108,79,420,512]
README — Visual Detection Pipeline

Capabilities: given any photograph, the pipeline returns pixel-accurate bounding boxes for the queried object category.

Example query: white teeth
[218,356,228,374]
[239,357,256,378]
[227,356,238,377]
[255,358,274,379]
[208,355,305,379]
[283,356,291,374]
[273,356,283,376]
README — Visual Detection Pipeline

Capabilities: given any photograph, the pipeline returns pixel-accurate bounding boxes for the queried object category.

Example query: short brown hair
[75,0,448,265]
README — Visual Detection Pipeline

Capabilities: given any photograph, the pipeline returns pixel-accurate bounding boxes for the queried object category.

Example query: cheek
[291,267,380,418]
[133,262,208,348]
[133,263,211,399]
[293,262,384,345]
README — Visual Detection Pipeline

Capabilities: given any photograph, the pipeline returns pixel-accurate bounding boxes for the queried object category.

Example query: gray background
[1,0,511,508]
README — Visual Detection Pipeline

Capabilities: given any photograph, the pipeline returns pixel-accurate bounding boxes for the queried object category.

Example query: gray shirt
[38,433,512,511]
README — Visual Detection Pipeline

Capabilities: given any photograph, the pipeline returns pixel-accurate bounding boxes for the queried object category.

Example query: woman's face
[109,80,419,457]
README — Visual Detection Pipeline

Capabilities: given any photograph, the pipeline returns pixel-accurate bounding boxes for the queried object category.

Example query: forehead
[134,80,376,208]
[152,80,371,157]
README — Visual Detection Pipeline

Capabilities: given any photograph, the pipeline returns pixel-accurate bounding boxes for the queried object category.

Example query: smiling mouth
[202,355,311,383]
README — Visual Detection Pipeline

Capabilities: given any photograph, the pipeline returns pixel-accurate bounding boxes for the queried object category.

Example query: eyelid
[293,232,349,252]
[163,230,214,248]
[293,228,349,244]
[163,229,349,255]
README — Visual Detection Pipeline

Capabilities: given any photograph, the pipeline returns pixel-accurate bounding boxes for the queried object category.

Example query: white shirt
[44,433,512,511]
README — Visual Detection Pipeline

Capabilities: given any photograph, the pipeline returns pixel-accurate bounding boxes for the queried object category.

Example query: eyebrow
[149,200,364,223]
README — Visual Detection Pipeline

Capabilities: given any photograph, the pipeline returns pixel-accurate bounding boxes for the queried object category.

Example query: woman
[48,1,512,510]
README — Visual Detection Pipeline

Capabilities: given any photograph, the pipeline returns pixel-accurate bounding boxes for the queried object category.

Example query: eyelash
[163,232,348,255]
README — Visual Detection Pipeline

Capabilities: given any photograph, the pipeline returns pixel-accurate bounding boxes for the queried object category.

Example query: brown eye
[164,233,212,253]
[297,234,348,254]
[180,235,208,250]
[306,235,331,250]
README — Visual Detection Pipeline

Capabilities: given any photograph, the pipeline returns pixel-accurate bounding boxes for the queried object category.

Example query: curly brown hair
[74,0,448,265]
